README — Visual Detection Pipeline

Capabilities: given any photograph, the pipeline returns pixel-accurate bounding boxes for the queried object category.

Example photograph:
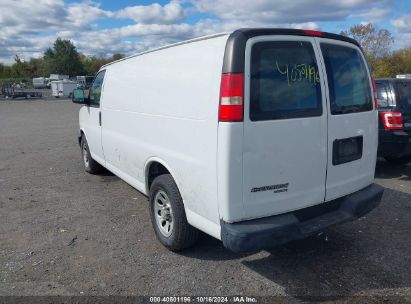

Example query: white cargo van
[72,29,383,252]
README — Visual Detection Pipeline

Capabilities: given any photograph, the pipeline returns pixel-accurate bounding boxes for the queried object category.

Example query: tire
[80,136,104,174]
[149,174,198,251]
[384,155,411,165]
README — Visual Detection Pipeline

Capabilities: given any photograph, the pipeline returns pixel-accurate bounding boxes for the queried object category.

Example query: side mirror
[72,89,88,104]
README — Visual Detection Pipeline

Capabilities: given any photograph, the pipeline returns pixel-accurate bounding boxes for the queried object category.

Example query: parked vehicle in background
[32,77,48,89]
[72,28,383,252]
[76,76,94,89]
[1,82,42,99]
[375,78,411,164]
[396,74,411,79]
[49,74,69,81]
[47,74,69,87]
[51,80,77,98]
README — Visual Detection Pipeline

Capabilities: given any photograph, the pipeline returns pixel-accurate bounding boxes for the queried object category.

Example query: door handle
[99,111,101,126]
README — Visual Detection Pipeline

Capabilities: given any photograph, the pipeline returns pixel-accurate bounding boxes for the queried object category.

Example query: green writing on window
[275,61,320,86]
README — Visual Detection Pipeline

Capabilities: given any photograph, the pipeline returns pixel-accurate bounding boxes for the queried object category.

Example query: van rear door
[241,36,328,220]
[317,39,377,201]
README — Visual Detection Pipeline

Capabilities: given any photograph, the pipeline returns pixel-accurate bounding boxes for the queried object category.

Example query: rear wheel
[149,174,198,251]
[80,136,104,174]
[384,155,411,165]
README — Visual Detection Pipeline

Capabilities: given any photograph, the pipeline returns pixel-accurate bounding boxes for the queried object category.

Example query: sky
[0,0,410,64]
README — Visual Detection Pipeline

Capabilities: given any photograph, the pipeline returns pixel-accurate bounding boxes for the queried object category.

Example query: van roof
[101,28,361,70]
[101,32,230,69]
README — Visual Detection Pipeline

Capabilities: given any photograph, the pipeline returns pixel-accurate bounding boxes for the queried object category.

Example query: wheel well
[147,162,170,190]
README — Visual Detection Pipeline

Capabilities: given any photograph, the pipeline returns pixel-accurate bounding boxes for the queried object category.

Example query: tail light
[381,112,403,130]
[219,73,244,122]
[371,77,378,109]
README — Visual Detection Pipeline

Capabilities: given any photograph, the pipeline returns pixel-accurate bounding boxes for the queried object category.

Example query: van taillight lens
[219,73,244,122]
[371,77,378,109]
[303,30,323,36]
[382,112,403,130]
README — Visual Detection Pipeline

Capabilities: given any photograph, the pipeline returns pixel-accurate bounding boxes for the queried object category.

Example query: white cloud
[391,14,411,33]
[390,13,411,49]
[190,0,387,24]
[67,1,113,29]
[0,0,407,65]
[0,0,67,36]
[117,23,194,38]
[350,7,391,22]
[116,1,185,24]
[0,0,112,35]
[392,33,411,50]
[0,0,115,62]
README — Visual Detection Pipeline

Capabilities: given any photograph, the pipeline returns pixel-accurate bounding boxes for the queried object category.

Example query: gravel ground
[0,99,410,303]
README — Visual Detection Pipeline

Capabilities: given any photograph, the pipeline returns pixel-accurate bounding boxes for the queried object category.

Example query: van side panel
[217,123,244,222]
[100,35,229,231]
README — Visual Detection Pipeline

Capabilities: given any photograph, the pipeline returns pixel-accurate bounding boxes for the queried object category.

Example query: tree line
[341,23,410,78]
[0,38,124,81]
[0,23,409,82]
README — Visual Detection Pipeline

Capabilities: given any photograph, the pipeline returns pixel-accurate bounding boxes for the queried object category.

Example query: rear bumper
[221,184,384,252]
[378,129,411,157]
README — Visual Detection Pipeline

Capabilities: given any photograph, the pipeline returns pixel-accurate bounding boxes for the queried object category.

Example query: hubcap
[82,145,89,167]
[154,190,174,237]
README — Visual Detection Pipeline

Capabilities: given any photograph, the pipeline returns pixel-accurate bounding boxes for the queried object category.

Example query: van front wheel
[149,174,198,251]
[80,136,104,174]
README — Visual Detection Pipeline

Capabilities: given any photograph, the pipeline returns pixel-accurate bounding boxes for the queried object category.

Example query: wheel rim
[153,190,174,237]
[82,144,89,167]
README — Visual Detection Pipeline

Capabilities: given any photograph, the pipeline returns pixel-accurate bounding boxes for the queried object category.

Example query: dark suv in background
[375,78,411,164]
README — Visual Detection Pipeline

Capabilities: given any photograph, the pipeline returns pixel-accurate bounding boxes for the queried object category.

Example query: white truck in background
[32,77,48,89]
[47,74,69,88]
[49,74,69,81]
[51,80,77,98]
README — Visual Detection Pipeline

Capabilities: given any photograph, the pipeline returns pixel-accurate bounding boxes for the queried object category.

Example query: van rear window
[320,43,373,115]
[250,41,322,121]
